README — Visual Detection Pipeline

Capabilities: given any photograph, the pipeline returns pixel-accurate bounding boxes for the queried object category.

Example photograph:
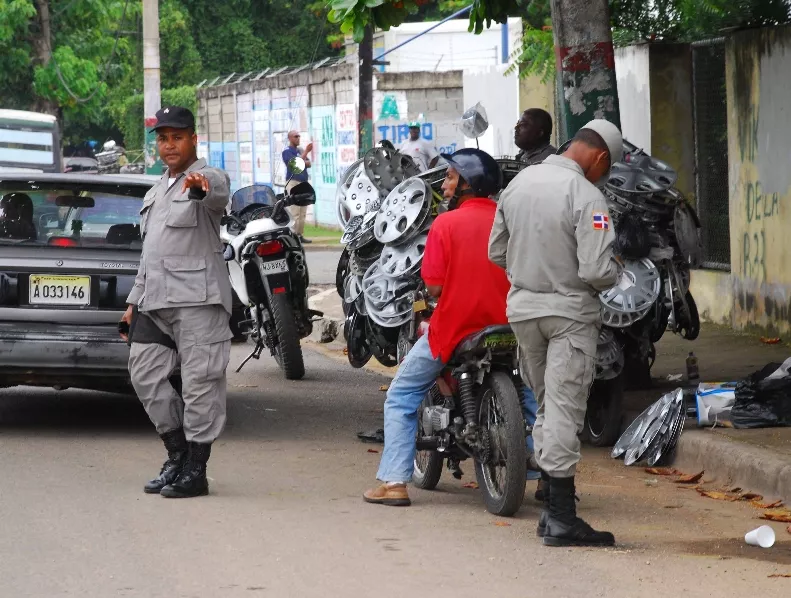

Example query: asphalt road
[1,344,790,597]
[304,247,342,286]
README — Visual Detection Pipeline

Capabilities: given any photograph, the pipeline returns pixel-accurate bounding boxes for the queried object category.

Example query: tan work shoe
[363,483,411,506]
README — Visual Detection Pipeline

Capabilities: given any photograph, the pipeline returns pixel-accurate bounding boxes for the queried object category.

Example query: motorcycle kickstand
[236,341,265,373]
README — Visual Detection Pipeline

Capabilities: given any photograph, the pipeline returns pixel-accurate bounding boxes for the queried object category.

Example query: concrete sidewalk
[308,288,791,502]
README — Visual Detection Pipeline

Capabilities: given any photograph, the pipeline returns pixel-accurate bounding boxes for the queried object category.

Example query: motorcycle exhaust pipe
[415,437,439,451]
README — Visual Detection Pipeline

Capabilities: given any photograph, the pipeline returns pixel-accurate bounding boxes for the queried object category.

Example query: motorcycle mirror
[459,102,489,139]
[288,156,306,175]
[223,244,235,261]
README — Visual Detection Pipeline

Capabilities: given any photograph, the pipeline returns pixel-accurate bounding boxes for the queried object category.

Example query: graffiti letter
[421,123,434,140]
[379,94,400,120]
[378,125,390,141]
[743,232,751,277]
[397,125,409,143]
[746,182,754,224]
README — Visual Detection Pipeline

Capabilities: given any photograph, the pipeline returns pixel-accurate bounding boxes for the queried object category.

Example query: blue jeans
[377,335,539,483]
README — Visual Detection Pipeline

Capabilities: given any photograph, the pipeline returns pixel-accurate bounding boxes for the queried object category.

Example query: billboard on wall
[310,106,337,226]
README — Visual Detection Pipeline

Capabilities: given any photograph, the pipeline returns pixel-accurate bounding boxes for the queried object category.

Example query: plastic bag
[731,363,791,428]
[614,211,651,259]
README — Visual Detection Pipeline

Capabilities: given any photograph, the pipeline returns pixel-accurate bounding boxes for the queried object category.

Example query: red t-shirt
[421,198,511,362]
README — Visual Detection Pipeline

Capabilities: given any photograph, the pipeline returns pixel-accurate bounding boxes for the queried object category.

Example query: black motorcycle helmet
[440,148,501,202]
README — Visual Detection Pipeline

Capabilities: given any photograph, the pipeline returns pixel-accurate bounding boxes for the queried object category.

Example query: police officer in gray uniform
[120,106,233,499]
[489,119,623,546]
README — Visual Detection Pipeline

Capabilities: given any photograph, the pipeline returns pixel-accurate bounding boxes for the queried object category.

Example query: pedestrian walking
[399,121,439,172]
[119,105,233,499]
[282,130,313,244]
[489,120,623,546]
[514,108,556,166]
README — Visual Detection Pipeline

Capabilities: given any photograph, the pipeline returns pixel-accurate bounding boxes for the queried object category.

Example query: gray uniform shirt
[127,158,233,315]
[488,154,621,324]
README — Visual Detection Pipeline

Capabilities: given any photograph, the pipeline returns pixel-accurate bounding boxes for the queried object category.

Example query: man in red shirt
[364,148,510,506]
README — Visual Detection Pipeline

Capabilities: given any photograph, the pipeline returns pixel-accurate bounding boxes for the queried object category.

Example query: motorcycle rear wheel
[474,371,526,517]
[270,293,306,380]
[412,392,444,490]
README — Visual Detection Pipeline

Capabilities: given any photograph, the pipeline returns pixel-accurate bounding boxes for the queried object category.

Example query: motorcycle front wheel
[270,293,305,380]
[474,371,526,517]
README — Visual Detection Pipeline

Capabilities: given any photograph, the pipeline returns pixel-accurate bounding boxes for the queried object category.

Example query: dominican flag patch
[593,212,610,230]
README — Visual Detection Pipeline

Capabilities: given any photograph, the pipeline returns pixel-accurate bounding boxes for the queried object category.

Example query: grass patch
[303,224,342,243]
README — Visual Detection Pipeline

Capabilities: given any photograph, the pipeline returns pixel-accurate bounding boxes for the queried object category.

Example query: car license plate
[29,274,91,306]
[260,258,288,274]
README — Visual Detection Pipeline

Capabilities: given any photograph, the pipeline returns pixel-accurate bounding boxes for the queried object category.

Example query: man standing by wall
[514,109,556,166]
[282,130,313,244]
[120,106,233,499]
[400,121,439,172]
[489,119,623,547]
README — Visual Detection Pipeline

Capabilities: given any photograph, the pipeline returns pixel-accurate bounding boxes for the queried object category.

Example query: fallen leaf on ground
[462,482,479,489]
[697,489,737,501]
[493,521,512,527]
[343,348,348,355]
[761,337,782,344]
[664,505,683,509]
[753,500,784,509]
[232,384,258,388]
[367,449,379,454]
[645,467,680,476]
[768,573,791,578]
[379,385,389,392]
[675,471,705,484]
[761,509,791,523]
[740,493,763,502]
[730,487,743,493]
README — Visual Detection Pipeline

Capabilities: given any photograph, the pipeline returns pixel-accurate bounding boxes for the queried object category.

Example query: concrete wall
[367,18,522,73]
[615,45,652,152]
[726,26,791,334]
[462,65,520,156]
[196,63,357,227]
[374,70,464,155]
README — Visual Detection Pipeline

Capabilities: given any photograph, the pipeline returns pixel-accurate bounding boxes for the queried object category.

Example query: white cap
[580,119,623,169]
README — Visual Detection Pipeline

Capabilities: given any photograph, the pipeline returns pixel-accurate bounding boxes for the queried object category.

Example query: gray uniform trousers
[129,305,232,444]
[512,316,599,478]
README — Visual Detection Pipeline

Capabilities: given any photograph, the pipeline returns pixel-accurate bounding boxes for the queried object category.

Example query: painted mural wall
[727,26,791,333]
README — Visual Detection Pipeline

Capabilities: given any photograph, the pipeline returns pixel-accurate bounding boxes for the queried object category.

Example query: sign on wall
[311,105,338,226]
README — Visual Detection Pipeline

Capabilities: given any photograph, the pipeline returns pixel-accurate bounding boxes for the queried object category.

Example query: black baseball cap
[149,106,196,133]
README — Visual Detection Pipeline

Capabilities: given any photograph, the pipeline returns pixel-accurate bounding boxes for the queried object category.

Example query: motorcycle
[221,157,321,380]
[393,287,527,517]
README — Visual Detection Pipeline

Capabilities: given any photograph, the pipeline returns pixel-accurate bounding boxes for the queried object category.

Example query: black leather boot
[144,429,187,494]
[536,471,551,537]
[160,442,211,498]
[544,476,614,547]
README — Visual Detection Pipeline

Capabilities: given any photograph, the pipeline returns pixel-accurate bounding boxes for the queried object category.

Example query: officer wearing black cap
[119,105,233,499]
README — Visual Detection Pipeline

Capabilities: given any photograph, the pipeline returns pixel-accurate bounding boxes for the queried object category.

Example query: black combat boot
[536,471,551,537]
[543,476,615,547]
[144,428,188,494]
[160,442,211,498]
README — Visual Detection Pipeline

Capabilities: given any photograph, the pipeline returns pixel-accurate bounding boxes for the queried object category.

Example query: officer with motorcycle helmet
[364,148,516,507]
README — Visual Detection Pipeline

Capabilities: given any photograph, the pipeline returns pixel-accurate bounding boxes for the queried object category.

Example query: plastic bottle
[686,352,700,385]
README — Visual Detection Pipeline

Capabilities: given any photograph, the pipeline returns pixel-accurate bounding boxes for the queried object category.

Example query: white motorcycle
[221,158,321,380]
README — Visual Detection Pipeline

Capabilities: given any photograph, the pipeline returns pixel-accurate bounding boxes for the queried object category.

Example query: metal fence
[692,39,730,270]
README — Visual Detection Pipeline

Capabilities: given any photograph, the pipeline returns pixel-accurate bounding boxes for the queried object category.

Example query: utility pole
[358,24,374,154]
[550,0,620,142]
[143,0,162,174]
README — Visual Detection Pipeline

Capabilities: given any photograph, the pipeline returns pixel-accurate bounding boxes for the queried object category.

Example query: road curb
[672,428,791,502]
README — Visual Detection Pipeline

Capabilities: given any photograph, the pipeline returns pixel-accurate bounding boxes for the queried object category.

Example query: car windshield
[0,180,148,249]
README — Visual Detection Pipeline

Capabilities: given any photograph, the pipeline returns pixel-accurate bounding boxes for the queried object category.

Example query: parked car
[0,172,154,393]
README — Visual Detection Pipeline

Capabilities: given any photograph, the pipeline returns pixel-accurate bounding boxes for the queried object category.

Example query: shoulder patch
[592,212,610,230]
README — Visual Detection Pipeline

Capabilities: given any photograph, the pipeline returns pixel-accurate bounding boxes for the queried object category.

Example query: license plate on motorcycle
[260,258,288,274]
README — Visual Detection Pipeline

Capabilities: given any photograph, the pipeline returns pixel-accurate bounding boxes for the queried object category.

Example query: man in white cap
[488,119,623,547]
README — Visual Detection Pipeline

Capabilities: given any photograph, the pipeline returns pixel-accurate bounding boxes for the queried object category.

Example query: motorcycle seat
[451,324,516,361]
